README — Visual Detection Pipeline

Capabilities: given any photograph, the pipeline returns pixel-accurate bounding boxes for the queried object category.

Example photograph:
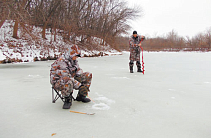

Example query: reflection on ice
[111,76,131,79]
[0,63,33,69]
[28,74,41,78]
[168,89,176,91]
[23,74,43,82]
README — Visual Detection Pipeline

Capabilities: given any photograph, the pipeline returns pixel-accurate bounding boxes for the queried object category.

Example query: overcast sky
[125,0,211,38]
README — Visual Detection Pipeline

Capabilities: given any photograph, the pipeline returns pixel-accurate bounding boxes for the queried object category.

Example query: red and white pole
[140,46,145,75]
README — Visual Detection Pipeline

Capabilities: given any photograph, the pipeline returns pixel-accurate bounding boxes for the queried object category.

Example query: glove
[134,44,138,47]
[141,36,145,41]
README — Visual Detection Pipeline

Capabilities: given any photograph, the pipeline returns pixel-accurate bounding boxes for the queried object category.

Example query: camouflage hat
[64,45,81,59]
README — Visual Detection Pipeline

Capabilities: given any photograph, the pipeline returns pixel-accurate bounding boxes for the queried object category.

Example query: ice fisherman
[50,45,92,109]
[129,31,145,73]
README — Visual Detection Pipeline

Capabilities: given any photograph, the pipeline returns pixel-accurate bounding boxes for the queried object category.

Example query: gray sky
[126,0,211,38]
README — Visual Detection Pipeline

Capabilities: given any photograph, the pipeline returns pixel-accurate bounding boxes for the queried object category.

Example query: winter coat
[129,35,145,61]
[129,35,143,48]
[50,45,83,96]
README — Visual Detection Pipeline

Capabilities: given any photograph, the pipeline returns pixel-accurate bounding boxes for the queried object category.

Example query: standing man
[129,31,145,73]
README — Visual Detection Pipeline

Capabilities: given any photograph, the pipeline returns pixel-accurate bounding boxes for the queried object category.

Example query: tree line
[116,29,211,52]
[0,0,140,50]
[145,29,211,51]
[1,0,210,52]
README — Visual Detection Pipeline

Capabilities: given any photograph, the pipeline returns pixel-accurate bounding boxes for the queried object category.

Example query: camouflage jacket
[50,45,83,85]
[129,35,145,48]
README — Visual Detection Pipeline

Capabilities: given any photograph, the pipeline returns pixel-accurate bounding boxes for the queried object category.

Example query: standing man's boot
[130,66,134,73]
[63,93,73,109]
[76,85,91,103]
[137,61,142,72]
[129,61,134,73]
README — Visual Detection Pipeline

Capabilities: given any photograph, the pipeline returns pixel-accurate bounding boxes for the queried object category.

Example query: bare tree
[1,0,143,51]
[0,0,8,28]
[205,27,211,49]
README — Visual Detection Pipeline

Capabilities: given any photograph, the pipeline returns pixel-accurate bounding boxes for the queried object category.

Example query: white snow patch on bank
[0,20,122,63]
[0,50,6,60]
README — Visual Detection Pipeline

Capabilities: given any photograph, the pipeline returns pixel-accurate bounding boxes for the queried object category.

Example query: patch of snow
[92,103,110,110]
[0,20,122,63]
[94,96,115,105]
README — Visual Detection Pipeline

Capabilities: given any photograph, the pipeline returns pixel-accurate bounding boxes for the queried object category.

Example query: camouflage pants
[53,72,92,97]
[129,47,140,61]
[74,72,92,90]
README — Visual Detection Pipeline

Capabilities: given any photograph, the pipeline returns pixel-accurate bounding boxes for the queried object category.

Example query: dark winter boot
[129,62,134,73]
[76,85,91,103]
[137,67,142,72]
[137,61,142,72]
[63,94,72,109]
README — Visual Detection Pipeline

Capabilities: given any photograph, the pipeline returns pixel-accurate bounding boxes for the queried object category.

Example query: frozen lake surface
[0,52,211,138]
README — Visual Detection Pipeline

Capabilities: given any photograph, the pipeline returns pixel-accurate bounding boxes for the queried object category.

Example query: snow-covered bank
[0,20,121,63]
[0,52,211,138]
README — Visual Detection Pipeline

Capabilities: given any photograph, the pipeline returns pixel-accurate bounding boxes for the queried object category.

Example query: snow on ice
[1,20,211,138]
[1,51,211,138]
